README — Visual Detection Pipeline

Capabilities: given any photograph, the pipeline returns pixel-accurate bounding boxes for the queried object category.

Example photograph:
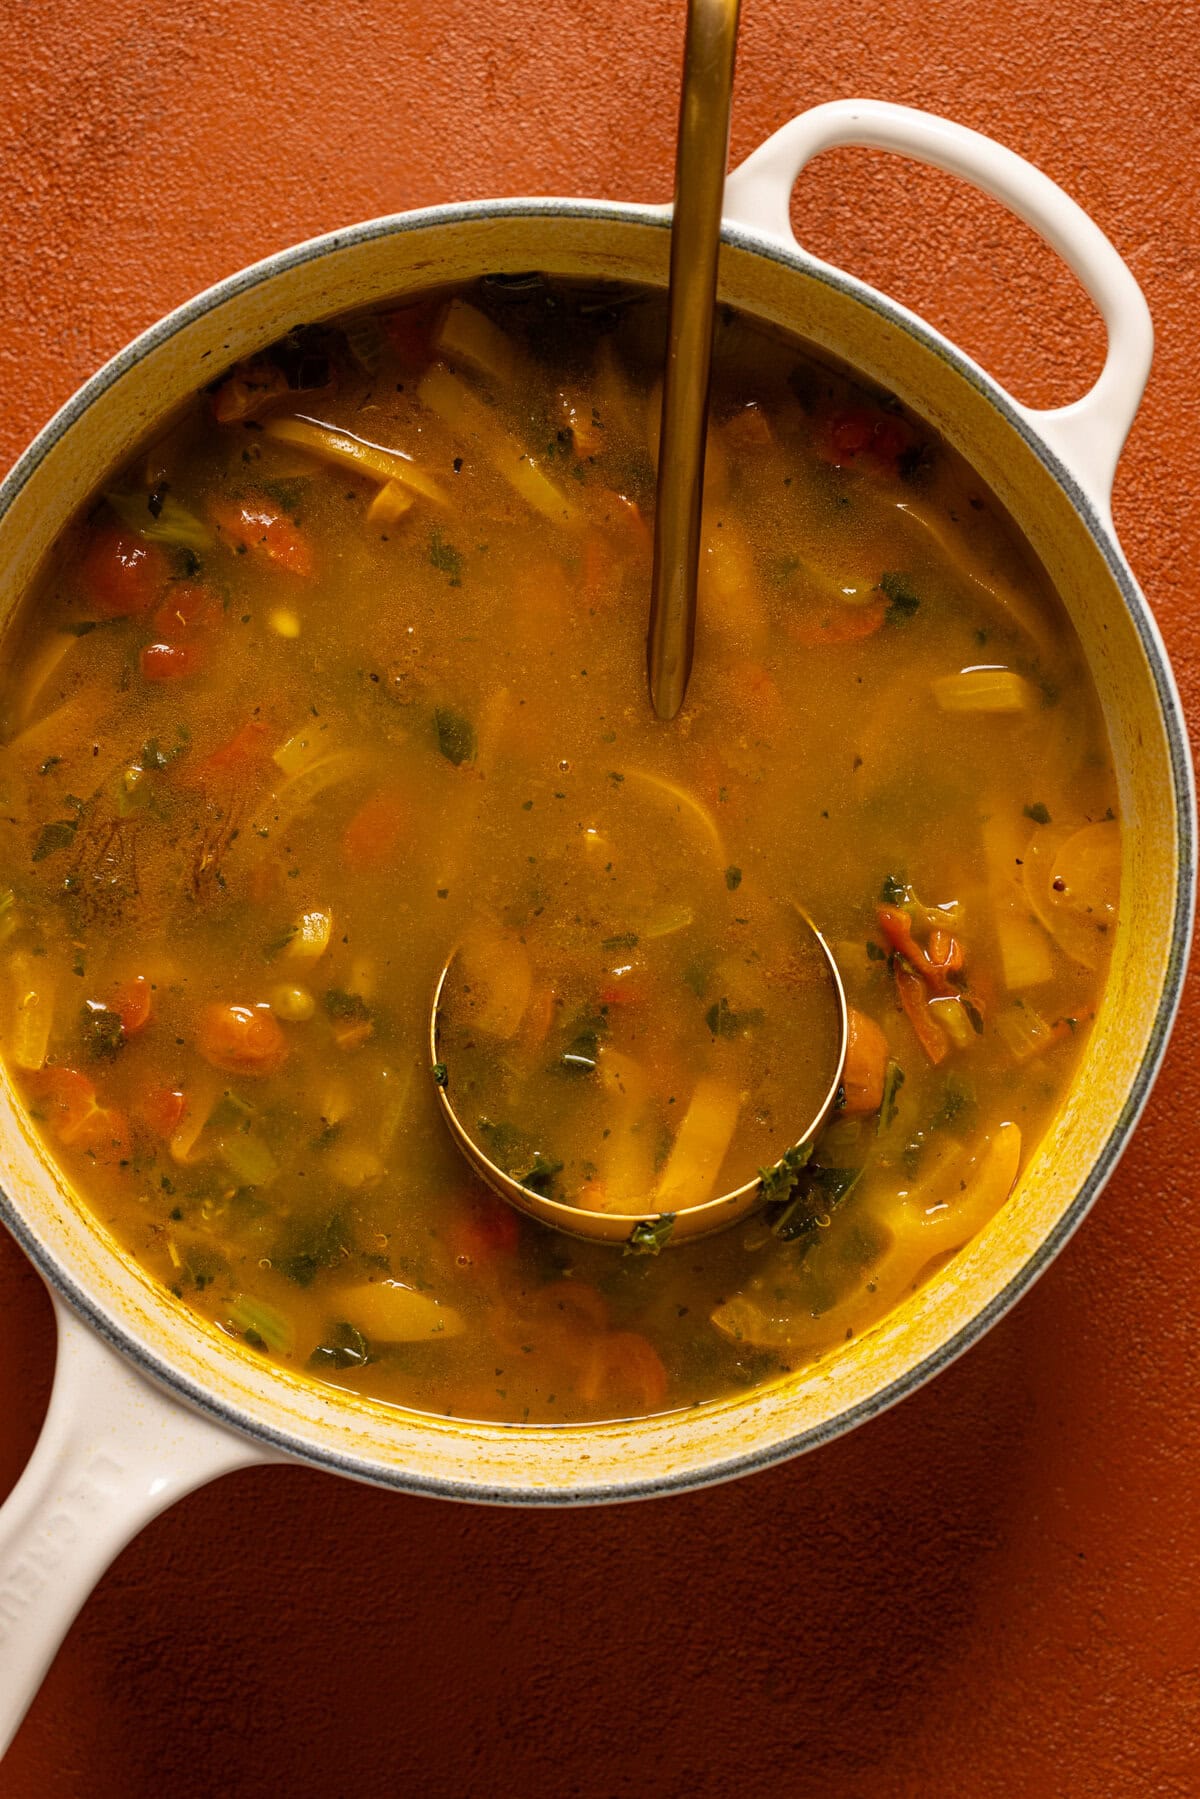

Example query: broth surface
[0,280,1119,1422]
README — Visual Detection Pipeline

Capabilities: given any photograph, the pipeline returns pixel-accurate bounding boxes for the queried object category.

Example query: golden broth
[0,280,1118,1423]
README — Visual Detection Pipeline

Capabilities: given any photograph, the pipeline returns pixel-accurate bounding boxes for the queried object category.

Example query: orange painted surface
[1,1,1198,1792]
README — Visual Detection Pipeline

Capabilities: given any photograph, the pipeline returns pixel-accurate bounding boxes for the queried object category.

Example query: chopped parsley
[429,530,464,586]
[435,707,476,765]
[879,572,921,622]
[625,1213,676,1256]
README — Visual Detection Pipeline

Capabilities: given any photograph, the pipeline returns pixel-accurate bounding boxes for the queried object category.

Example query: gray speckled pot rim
[0,197,1194,1507]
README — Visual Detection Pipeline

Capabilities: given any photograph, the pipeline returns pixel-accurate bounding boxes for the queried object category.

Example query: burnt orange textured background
[1,2,1198,1794]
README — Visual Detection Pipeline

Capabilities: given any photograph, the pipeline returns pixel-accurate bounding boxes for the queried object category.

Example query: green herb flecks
[323,989,372,1023]
[80,1001,123,1060]
[725,865,743,891]
[879,572,920,623]
[435,706,476,765]
[705,996,765,1038]
[309,1321,370,1371]
[32,818,78,863]
[431,1061,448,1089]
[275,1209,352,1287]
[1023,801,1052,825]
[625,1212,676,1256]
[429,530,464,587]
[879,1059,905,1133]
[768,1165,862,1242]
[930,1070,976,1131]
[879,872,909,906]
[516,1150,563,1198]
[757,1139,815,1209]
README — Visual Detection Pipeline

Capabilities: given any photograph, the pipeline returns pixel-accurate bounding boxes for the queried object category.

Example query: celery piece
[105,490,212,552]
[228,1293,293,1354]
[932,668,1035,714]
[219,1131,279,1189]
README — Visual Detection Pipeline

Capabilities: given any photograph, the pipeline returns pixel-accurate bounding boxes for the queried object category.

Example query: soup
[0,280,1119,1423]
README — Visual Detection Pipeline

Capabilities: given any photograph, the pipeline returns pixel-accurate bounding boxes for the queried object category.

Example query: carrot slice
[877,905,956,997]
[840,1007,889,1114]
[894,960,949,1065]
[80,527,169,618]
[139,1087,186,1139]
[210,495,314,577]
[196,1002,288,1076]
[790,599,886,648]
[110,975,152,1036]
[25,1066,98,1141]
[140,641,206,682]
[341,790,407,870]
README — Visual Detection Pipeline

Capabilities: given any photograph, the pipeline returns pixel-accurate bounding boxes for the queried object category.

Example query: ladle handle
[647,0,741,720]
[0,1296,266,1758]
[723,98,1153,513]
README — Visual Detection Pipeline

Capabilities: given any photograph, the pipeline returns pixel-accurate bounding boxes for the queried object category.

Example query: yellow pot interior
[0,208,1186,1499]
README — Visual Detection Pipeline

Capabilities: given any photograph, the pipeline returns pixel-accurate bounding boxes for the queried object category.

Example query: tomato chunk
[341,790,407,870]
[196,1002,288,1076]
[210,495,314,577]
[840,1007,889,1115]
[151,583,221,641]
[25,1066,97,1141]
[139,1086,186,1139]
[111,976,152,1036]
[140,641,206,682]
[449,1194,521,1265]
[80,527,169,617]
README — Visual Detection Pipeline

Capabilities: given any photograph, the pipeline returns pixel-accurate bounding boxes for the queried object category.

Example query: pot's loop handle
[723,99,1153,511]
[0,1296,269,1757]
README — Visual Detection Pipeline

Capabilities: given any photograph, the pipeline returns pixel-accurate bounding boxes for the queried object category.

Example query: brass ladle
[429,0,849,1248]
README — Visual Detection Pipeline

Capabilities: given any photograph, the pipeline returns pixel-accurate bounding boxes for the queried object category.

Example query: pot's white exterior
[0,101,1191,1754]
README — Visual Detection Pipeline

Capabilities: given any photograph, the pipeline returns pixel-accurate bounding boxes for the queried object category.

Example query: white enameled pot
[0,100,1192,1753]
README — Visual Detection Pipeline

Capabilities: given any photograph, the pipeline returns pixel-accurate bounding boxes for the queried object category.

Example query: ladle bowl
[428,911,849,1247]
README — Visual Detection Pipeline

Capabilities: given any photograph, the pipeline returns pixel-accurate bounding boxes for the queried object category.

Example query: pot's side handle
[0,1296,270,1758]
[723,99,1152,512]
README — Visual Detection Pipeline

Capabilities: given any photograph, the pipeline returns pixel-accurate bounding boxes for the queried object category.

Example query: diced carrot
[341,790,407,870]
[580,1331,669,1413]
[24,1066,98,1142]
[599,981,649,1008]
[535,1279,609,1331]
[331,1017,373,1052]
[726,661,784,710]
[24,1065,131,1164]
[210,495,314,577]
[448,1194,521,1265]
[790,599,887,648]
[80,527,169,618]
[151,583,221,640]
[140,641,206,682]
[210,358,293,424]
[196,1002,288,1077]
[818,405,913,471]
[110,976,152,1036]
[840,1007,889,1114]
[602,491,652,547]
[139,1086,186,1139]
[927,928,965,979]
[722,400,773,450]
[876,905,956,997]
[71,1105,132,1164]
[894,959,949,1065]
[381,301,439,364]
[185,720,273,790]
